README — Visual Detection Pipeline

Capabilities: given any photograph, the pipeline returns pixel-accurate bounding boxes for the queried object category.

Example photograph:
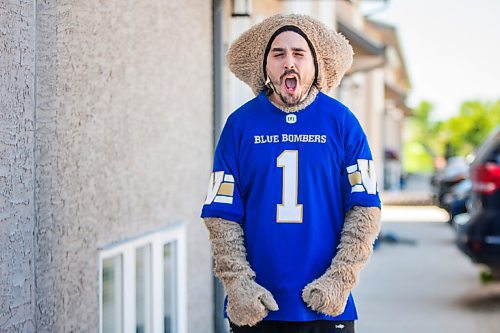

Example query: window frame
[98,223,187,333]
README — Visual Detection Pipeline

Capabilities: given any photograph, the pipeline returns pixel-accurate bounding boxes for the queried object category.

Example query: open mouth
[284,77,297,93]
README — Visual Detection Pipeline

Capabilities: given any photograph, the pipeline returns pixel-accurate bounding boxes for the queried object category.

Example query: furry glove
[204,217,279,326]
[302,206,381,317]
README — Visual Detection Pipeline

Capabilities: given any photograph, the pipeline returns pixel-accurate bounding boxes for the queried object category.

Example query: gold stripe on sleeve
[348,171,362,186]
[217,183,234,196]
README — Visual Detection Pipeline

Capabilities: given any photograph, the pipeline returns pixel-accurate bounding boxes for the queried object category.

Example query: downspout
[213,0,225,140]
[212,1,228,332]
[33,0,38,331]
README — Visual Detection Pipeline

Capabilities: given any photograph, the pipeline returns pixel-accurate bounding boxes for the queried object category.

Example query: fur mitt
[204,217,279,326]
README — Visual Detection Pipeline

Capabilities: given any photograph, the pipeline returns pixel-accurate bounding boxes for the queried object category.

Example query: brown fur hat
[226,14,354,95]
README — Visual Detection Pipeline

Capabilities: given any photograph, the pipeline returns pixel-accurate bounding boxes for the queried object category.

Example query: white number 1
[276,150,303,223]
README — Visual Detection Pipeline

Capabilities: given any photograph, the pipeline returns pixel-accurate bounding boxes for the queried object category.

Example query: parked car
[432,156,469,208]
[442,178,471,224]
[456,127,500,276]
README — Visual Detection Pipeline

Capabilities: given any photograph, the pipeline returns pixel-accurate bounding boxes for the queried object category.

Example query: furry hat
[226,14,354,95]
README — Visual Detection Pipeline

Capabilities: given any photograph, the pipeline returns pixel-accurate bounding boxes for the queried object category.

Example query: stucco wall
[0,1,36,332]
[34,1,213,332]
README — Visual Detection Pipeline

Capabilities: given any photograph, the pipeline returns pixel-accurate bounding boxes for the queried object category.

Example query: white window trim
[98,222,187,333]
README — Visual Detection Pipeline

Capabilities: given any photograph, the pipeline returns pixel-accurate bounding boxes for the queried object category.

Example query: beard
[276,90,302,106]
[268,70,313,107]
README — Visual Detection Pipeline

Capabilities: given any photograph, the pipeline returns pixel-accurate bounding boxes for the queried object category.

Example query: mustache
[280,69,300,82]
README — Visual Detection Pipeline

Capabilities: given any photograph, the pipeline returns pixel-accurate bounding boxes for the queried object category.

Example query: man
[201,14,381,333]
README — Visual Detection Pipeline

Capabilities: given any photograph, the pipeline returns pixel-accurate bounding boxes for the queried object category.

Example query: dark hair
[262,25,319,85]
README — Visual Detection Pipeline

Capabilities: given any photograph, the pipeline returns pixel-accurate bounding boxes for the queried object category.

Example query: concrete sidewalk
[353,206,500,333]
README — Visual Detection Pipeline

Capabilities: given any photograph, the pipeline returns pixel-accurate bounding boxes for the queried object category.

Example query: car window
[486,143,500,164]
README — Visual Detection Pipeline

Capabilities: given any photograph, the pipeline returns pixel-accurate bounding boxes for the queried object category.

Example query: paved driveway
[353,206,500,333]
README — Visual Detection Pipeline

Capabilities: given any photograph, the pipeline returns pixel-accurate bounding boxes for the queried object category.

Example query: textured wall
[0,1,36,332]
[34,1,213,332]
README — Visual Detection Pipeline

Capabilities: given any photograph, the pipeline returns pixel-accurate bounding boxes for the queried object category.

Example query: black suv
[456,127,500,275]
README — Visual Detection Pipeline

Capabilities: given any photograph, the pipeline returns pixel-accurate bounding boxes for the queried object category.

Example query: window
[99,224,187,333]
[136,245,151,333]
[163,243,176,333]
[102,255,123,333]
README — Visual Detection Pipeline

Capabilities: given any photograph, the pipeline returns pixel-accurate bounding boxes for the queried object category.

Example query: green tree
[403,101,442,173]
[442,101,500,156]
[403,100,500,173]
[409,101,445,158]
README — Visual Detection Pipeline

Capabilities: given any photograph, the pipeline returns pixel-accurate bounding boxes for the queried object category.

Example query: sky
[361,0,500,120]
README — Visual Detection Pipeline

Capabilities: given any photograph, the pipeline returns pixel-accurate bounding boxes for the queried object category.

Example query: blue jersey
[201,91,381,322]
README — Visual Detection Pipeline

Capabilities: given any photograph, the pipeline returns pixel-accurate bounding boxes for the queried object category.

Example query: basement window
[99,223,186,333]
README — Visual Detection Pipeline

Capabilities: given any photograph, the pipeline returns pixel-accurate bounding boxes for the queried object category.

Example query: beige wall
[336,0,363,29]
[384,107,404,153]
[0,1,36,332]
[0,0,213,332]
[384,105,405,189]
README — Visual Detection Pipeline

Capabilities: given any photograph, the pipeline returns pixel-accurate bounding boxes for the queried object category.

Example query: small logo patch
[335,324,345,329]
[286,114,297,124]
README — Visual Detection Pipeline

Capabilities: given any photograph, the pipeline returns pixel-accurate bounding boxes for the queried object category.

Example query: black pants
[229,320,355,333]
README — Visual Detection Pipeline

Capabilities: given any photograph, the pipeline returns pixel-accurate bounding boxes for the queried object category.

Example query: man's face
[265,31,316,107]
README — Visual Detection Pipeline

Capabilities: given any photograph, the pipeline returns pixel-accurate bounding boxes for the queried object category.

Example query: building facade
[1,1,214,332]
